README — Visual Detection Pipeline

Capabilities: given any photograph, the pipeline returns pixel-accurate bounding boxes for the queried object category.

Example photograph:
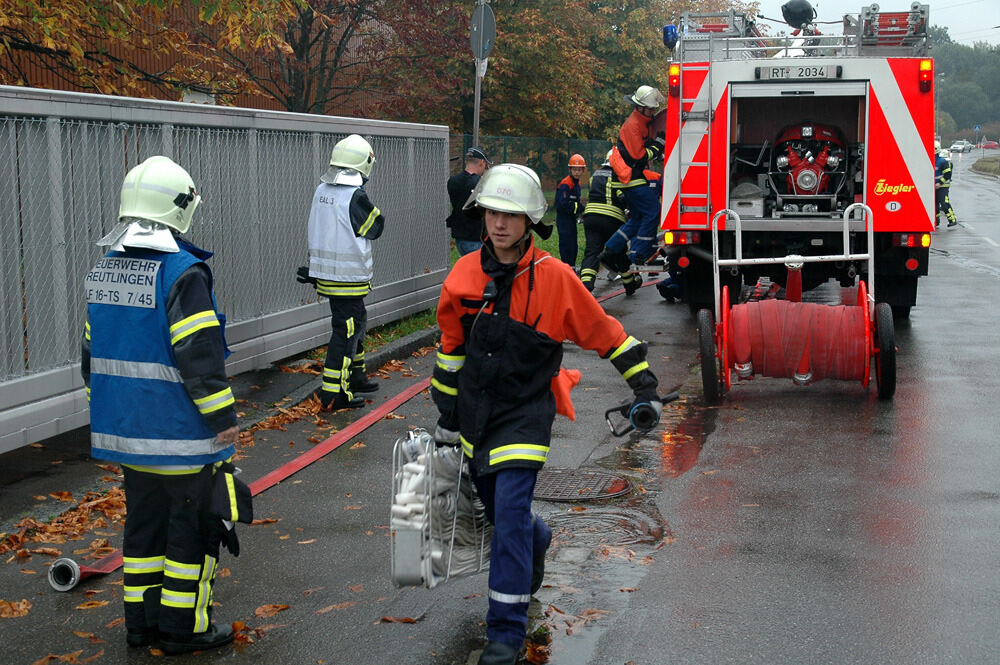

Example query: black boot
[126,626,159,648]
[160,623,234,655]
[623,273,643,296]
[317,390,366,411]
[530,527,552,595]
[478,641,520,665]
[350,372,380,394]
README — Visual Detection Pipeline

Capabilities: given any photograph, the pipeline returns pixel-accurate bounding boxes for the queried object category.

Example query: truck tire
[875,302,896,399]
[698,308,721,404]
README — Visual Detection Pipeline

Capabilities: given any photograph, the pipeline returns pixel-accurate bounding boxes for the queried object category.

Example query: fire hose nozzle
[48,557,83,592]
[604,391,680,437]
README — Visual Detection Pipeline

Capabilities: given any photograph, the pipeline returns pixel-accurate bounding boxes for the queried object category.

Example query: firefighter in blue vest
[306,134,385,410]
[554,154,586,267]
[935,144,957,228]
[431,164,662,665]
[81,156,239,654]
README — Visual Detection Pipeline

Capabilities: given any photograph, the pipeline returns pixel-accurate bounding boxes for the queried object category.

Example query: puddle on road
[523,391,714,663]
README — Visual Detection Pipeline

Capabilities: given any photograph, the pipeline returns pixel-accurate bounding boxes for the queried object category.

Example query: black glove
[296,266,316,285]
[221,523,240,557]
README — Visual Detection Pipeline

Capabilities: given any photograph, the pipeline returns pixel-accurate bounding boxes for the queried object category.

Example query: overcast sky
[750,0,1000,47]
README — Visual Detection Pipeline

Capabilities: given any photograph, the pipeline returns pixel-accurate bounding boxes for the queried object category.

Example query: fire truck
[656,2,935,321]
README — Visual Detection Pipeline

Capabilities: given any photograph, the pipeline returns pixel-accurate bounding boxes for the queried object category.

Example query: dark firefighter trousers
[580,213,637,293]
[604,182,660,264]
[122,465,222,636]
[471,467,552,649]
[936,187,956,225]
[322,296,368,401]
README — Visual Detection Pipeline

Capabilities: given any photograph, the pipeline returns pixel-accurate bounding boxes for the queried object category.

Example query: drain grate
[534,468,631,502]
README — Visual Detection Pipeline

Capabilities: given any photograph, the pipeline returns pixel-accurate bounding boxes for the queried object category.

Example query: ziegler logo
[873,179,915,195]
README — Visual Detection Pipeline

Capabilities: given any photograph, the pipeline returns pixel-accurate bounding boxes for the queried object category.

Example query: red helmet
[568,154,586,167]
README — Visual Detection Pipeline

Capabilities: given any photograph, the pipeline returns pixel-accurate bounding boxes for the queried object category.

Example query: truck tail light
[892,233,931,248]
[668,63,681,97]
[664,231,700,245]
[918,59,933,92]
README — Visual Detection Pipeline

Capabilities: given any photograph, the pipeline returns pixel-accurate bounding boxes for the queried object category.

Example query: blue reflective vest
[86,242,234,466]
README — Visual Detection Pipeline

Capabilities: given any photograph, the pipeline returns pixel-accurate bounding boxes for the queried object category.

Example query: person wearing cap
[305,134,385,411]
[447,146,492,255]
[431,163,662,665]
[81,156,239,654]
[599,85,667,274]
[553,154,586,267]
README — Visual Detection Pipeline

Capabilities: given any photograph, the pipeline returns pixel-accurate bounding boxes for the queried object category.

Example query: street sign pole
[470,0,495,147]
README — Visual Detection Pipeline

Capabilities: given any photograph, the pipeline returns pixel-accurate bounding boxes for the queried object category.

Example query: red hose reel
[699,206,895,403]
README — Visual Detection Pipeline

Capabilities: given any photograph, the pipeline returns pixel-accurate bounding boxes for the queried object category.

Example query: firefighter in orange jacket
[430,163,662,665]
[554,154,586,267]
[600,85,666,273]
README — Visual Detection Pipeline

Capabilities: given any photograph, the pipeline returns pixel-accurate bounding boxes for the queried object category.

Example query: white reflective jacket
[307,183,374,283]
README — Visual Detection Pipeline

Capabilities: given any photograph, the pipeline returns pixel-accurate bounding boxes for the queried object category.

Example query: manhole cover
[534,468,631,502]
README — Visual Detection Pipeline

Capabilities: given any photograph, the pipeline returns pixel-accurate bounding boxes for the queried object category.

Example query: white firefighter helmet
[934,139,941,151]
[463,163,548,226]
[118,156,200,234]
[329,134,375,178]
[625,85,665,109]
[604,149,614,164]
[940,148,951,158]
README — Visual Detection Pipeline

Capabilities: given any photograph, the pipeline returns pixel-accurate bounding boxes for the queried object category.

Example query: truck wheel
[875,302,896,399]
[698,308,721,404]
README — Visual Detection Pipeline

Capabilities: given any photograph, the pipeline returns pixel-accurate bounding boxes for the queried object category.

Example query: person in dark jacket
[578,150,641,294]
[430,163,663,665]
[935,147,957,228]
[447,146,492,255]
[81,156,239,655]
[554,154,586,267]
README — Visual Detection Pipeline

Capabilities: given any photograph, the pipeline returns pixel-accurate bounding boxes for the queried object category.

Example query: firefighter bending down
[82,157,239,654]
[579,150,640,295]
[431,163,663,665]
[935,144,957,228]
[599,85,666,274]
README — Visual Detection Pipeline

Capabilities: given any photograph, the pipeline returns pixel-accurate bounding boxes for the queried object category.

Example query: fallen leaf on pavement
[348,584,363,593]
[105,618,125,629]
[20,569,36,575]
[251,518,279,525]
[49,492,74,502]
[297,539,316,545]
[379,615,422,623]
[349,441,366,450]
[317,601,356,614]
[75,600,109,610]
[254,604,290,618]
[28,547,62,556]
[302,587,323,596]
[0,598,32,617]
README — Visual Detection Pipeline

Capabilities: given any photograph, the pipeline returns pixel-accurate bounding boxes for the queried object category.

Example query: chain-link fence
[450,134,614,190]
[0,86,449,452]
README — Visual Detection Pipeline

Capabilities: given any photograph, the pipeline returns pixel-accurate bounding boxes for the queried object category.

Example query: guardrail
[0,86,450,452]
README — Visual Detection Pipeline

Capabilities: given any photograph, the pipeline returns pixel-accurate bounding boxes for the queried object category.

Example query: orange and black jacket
[554,174,583,225]
[610,108,663,186]
[431,238,658,475]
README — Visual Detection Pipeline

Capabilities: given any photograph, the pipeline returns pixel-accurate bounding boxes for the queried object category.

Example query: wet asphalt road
[1,157,999,664]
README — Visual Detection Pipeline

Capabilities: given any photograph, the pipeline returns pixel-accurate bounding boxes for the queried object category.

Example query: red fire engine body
[658,4,935,320]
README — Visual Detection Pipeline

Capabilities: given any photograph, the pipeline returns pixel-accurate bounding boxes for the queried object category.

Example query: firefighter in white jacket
[306,134,386,410]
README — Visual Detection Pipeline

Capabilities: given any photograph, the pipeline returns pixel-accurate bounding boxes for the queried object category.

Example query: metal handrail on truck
[709,202,876,322]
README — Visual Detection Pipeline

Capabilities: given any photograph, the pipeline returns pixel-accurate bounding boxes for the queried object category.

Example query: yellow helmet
[464,163,548,225]
[329,134,376,179]
[118,156,200,234]
[625,85,665,109]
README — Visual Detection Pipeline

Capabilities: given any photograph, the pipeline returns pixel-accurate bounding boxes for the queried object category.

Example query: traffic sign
[974,124,981,132]
[470,3,495,60]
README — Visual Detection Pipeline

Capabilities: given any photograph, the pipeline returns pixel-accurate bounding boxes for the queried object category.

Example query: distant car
[949,140,973,152]
[980,140,999,149]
